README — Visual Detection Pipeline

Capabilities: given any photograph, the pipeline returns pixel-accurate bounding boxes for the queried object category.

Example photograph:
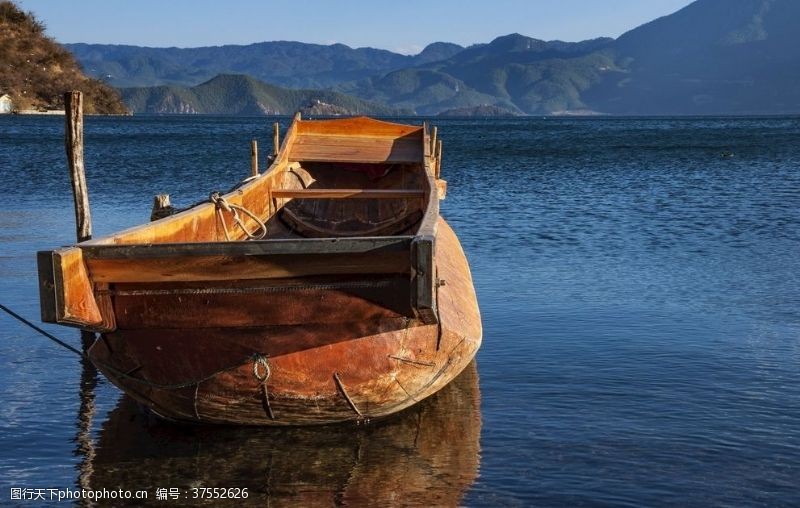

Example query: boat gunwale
[79,235,416,259]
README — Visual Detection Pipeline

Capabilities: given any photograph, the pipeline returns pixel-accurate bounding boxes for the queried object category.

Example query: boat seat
[271,189,424,199]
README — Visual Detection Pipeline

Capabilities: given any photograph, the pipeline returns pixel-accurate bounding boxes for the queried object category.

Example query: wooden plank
[293,135,420,148]
[85,251,410,283]
[411,236,437,324]
[93,282,117,331]
[39,248,104,328]
[81,236,413,260]
[37,250,57,323]
[297,116,423,138]
[271,189,424,199]
[417,158,440,238]
[274,113,300,165]
[111,276,411,329]
[289,135,422,163]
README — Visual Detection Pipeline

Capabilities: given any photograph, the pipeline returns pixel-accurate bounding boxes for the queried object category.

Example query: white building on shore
[0,94,13,114]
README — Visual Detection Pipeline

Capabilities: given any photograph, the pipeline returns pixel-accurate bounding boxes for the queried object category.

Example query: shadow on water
[77,361,481,506]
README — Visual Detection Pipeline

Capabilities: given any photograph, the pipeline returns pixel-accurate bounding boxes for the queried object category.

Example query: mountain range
[68,41,464,89]
[69,0,800,115]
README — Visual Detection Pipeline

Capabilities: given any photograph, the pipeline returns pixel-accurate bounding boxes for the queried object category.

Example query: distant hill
[0,1,126,113]
[589,0,800,114]
[67,41,465,89]
[66,0,800,116]
[343,0,800,115]
[120,74,402,115]
[437,104,521,117]
[339,34,616,115]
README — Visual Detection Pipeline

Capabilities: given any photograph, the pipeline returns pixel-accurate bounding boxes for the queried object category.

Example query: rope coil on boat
[209,191,267,241]
[253,353,271,382]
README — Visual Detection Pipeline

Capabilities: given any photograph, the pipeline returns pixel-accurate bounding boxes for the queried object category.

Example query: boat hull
[88,219,481,425]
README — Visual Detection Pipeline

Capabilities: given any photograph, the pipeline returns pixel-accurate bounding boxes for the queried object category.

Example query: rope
[0,304,84,357]
[253,353,271,382]
[210,191,267,241]
[252,353,275,419]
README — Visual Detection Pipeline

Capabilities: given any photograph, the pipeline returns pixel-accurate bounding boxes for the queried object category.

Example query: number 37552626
[191,487,249,499]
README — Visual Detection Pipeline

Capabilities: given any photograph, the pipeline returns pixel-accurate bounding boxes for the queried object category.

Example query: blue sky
[17,0,694,53]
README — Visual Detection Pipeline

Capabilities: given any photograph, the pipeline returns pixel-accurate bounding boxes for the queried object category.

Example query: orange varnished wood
[111,277,410,329]
[88,218,481,425]
[86,251,409,283]
[290,134,423,163]
[271,188,424,199]
[297,116,423,138]
[52,248,104,327]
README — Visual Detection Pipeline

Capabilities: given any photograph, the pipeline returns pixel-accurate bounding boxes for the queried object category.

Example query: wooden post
[436,139,443,179]
[65,91,97,340]
[250,139,259,176]
[65,91,92,243]
[431,126,438,158]
[273,122,280,157]
[150,194,174,221]
[65,91,99,482]
[422,122,429,157]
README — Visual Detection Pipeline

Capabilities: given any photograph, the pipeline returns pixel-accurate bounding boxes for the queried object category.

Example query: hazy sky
[16,0,694,53]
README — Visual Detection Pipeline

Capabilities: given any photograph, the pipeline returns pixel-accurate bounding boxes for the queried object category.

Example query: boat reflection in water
[85,361,481,506]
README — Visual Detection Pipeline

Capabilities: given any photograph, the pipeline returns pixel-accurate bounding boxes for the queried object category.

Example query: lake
[1,115,799,506]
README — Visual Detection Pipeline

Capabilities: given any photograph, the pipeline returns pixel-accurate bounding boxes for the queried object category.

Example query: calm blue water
[1,115,799,506]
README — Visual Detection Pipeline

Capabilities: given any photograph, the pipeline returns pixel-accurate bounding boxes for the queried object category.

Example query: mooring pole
[251,139,259,177]
[64,91,96,346]
[64,90,98,496]
[64,91,92,243]
[273,122,280,157]
[150,193,174,221]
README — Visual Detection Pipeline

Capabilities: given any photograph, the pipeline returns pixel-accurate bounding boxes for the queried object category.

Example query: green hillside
[340,35,616,115]
[121,74,402,115]
[0,1,126,113]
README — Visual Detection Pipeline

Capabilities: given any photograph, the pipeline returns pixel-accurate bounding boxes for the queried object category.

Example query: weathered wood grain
[86,250,410,283]
[64,91,92,243]
[89,217,481,425]
[290,135,422,163]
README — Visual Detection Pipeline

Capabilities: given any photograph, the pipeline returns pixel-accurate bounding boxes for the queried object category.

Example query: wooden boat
[37,115,482,425]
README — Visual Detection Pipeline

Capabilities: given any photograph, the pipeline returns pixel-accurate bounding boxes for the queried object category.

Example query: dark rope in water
[0,303,84,357]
